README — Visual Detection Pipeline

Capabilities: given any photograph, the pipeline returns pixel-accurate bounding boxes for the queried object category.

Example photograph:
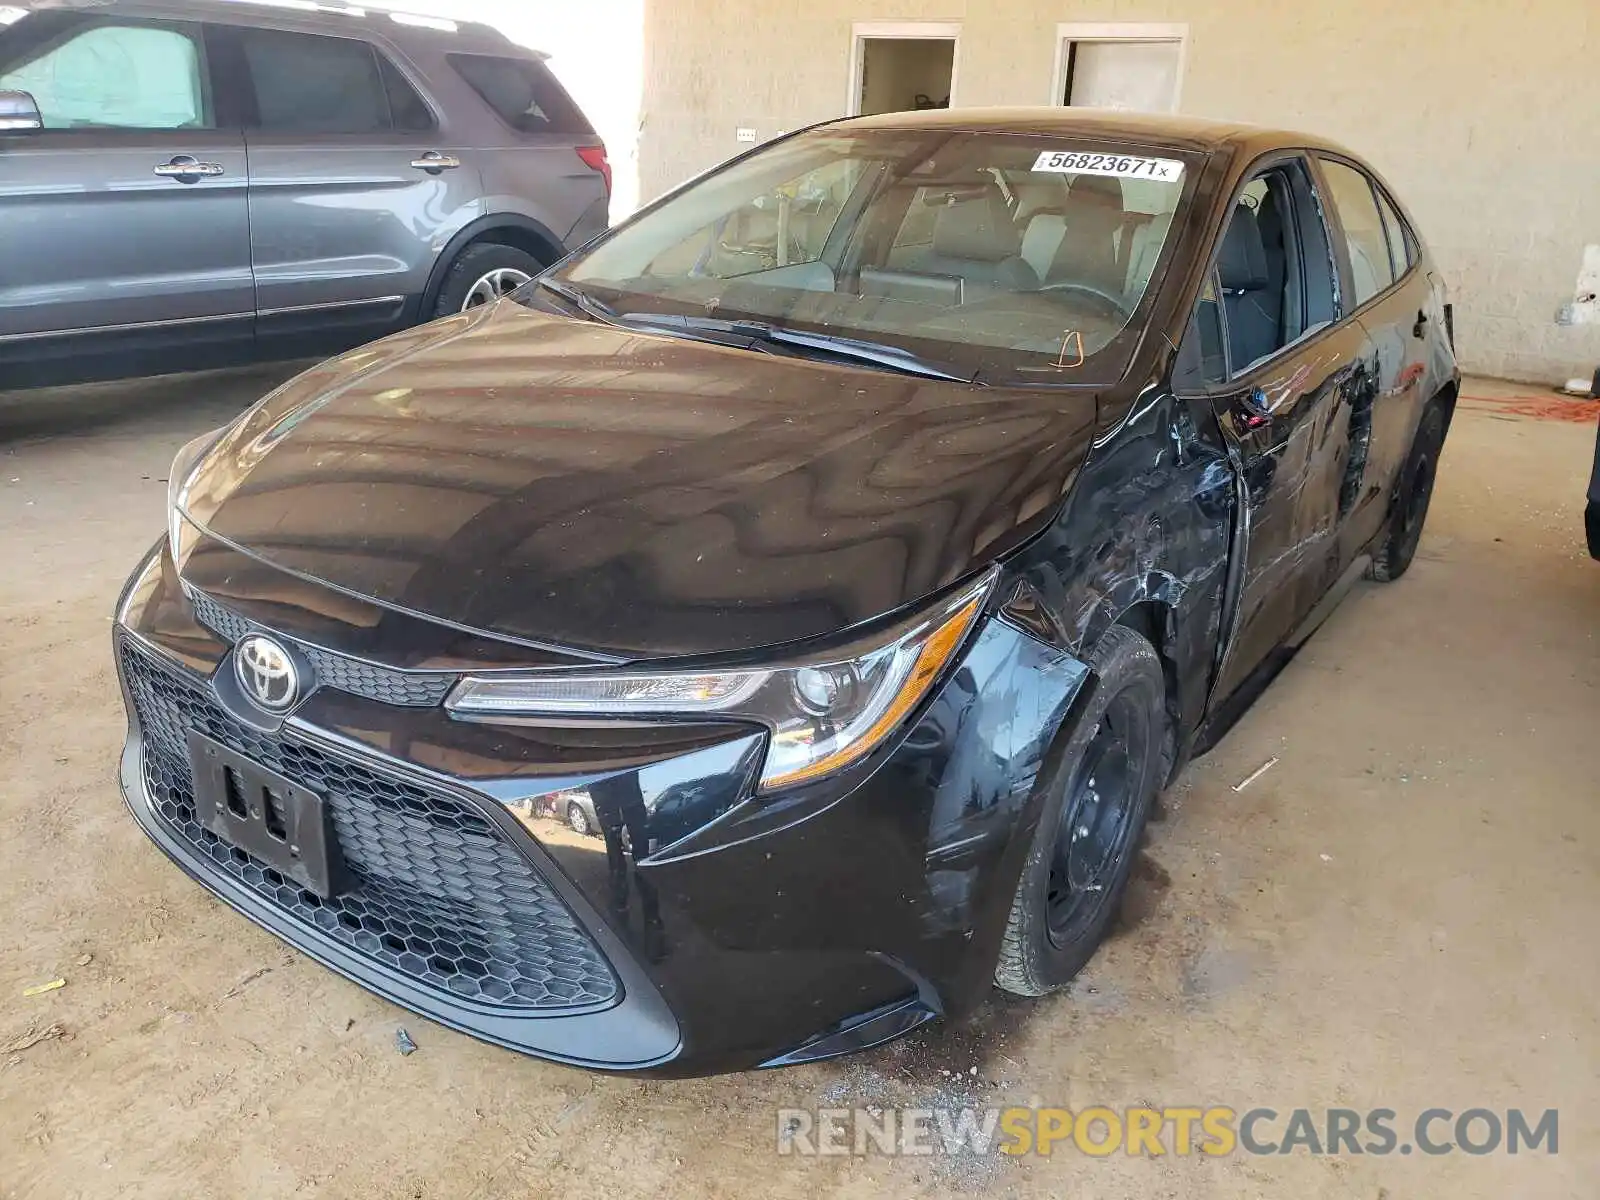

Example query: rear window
[449,53,592,136]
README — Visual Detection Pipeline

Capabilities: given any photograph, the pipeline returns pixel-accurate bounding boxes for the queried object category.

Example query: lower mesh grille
[120,638,618,1011]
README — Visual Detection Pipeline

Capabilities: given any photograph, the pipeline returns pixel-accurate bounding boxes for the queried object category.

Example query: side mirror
[0,90,43,132]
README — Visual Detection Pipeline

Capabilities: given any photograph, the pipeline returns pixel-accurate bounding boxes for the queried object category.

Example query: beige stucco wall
[639,0,1600,383]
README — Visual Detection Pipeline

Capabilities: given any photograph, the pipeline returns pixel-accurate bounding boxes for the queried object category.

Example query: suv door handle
[1412,309,1428,339]
[411,152,461,173]
[153,155,224,181]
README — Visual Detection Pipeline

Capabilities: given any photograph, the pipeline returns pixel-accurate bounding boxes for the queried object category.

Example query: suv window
[449,54,593,135]
[1318,159,1396,307]
[239,28,430,134]
[0,18,211,130]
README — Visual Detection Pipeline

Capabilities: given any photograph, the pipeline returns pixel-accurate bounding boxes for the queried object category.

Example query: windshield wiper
[622,314,979,384]
[536,277,622,325]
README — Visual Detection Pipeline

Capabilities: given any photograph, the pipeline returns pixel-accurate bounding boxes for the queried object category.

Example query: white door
[1059,33,1183,112]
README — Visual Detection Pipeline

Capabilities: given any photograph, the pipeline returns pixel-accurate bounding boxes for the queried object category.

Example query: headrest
[1067,172,1127,210]
[1014,180,1069,225]
[932,194,1023,262]
[1218,205,1269,292]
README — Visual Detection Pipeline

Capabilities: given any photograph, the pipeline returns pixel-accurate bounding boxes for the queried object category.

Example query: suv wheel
[994,624,1169,997]
[434,244,543,317]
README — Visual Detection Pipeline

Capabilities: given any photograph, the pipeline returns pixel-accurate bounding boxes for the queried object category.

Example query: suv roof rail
[15,0,529,50]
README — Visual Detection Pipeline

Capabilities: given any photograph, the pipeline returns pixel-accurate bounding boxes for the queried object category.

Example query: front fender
[1000,388,1235,754]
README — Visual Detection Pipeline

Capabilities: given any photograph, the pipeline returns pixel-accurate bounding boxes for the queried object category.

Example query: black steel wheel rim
[1398,449,1436,550]
[1045,688,1151,949]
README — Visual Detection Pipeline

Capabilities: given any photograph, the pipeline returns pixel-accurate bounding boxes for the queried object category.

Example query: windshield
[553,128,1201,384]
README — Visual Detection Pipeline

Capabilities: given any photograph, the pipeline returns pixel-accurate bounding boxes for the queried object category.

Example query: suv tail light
[576,145,611,197]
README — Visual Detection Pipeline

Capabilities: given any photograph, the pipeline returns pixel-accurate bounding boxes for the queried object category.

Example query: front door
[0,12,252,379]
[1179,156,1372,704]
[216,23,483,343]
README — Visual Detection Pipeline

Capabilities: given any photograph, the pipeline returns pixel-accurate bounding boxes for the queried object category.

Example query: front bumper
[113,539,1087,1074]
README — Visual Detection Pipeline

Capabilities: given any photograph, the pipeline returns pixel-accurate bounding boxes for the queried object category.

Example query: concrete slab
[1,373,1595,1198]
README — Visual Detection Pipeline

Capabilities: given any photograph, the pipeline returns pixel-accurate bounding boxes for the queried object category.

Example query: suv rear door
[212,21,483,348]
[449,52,610,250]
[0,10,252,384]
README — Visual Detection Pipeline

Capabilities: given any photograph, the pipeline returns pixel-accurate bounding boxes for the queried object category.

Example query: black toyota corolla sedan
[114,109,1458,1075]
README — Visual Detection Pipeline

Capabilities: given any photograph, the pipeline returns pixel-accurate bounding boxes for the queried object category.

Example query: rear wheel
[994,624,1169,997]
[566,801,593,837]
[1368,402,1446,582]
[433,244,543,317]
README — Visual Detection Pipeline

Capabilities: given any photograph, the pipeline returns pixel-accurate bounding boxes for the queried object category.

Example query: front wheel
[994,624,1169,997]
[432,244,543,317]
[1368,402,1446,582]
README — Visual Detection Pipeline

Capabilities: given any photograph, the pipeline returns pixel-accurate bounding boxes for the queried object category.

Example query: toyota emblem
[235,634,300,713]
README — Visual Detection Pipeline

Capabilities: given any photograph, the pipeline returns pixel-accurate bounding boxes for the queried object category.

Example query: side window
[1177,156,1340,386]
[0,19,211,130]
[1319,159,1396,307]
[1174,270,1227,389]
[377,54,433,133]
[1372,186,1414,279]
[1215,167,1296,375]
[239,28,393,134]
[449,54,593,136]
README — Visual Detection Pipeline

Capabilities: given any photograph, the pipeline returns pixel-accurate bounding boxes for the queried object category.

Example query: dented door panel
[1206,319,1372,706]
[1343,274,1434,555]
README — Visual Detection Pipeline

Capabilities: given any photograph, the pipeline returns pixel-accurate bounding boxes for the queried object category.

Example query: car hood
[180,302,1096,660]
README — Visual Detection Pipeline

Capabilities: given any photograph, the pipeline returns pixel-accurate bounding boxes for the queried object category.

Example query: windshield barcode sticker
[1031,151,1184,181]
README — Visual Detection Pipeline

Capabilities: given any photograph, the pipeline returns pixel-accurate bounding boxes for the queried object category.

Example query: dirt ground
[1,371,1596,1199]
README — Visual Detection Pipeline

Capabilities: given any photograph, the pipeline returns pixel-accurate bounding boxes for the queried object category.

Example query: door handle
[153,155,224,181]
[1412,309,1428,339]
[410,152,461,173]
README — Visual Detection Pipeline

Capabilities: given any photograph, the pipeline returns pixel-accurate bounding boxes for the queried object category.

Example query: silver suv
[0,0,610,388]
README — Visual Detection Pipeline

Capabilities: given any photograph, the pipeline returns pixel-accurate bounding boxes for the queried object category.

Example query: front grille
[121,638,618,1011]
[187,590,454,708]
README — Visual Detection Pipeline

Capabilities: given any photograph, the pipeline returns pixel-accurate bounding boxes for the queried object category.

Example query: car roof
[7,0,534,56]
[839,106,1360,162]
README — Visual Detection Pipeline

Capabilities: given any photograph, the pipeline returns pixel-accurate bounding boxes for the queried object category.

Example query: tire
[1367,402,1447,582]
[994,624,1170,997]
[566,801,592,837]
[432,243,544,317]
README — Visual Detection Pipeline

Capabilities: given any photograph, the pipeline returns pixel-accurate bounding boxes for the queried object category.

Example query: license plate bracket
[186,730,343,899]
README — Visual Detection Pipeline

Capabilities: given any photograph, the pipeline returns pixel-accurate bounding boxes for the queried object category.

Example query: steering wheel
[1041,282,1133,322]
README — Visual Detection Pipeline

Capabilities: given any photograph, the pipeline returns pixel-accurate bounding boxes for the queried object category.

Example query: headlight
[166,428,225,558]
[446,571,996,791]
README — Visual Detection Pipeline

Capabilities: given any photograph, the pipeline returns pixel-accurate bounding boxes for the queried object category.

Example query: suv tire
[433,243,544,317]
